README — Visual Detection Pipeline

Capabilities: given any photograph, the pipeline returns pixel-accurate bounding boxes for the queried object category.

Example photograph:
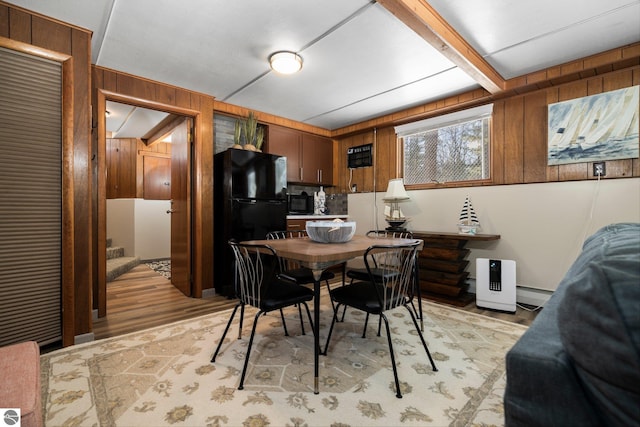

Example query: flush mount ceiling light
[269,51,303,74]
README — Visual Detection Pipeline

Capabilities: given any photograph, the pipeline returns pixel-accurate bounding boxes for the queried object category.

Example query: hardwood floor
[92,264,237,340]
[92,264,538,341]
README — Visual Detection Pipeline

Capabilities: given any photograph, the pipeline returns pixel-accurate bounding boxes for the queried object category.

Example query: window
[397,104,492,185]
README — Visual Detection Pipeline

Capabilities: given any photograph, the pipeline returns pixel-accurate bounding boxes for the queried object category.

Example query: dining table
[240,234,423,394]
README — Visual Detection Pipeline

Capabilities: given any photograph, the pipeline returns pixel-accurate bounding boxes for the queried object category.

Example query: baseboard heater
[476,258,516,313]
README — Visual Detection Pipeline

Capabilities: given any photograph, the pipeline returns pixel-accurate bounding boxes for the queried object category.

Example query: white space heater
[476,258,516,313]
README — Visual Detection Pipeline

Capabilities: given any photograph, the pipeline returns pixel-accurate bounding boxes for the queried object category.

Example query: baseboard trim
[515,285,552,308]
[202,288,216,298]
[467,279,552,308]
[75,332,95,345]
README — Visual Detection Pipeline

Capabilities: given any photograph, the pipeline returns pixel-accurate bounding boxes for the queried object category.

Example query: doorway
[97,91,198,318]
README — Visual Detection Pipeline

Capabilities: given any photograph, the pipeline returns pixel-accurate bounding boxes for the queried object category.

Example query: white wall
[106,199,171,260]
[106,199,135,256]
[348,177,640,292]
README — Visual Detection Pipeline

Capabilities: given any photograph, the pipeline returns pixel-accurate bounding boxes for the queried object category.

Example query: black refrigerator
[214,149,288,296]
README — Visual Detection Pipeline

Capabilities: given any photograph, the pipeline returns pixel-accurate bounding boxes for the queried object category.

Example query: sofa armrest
[504,288,602,427]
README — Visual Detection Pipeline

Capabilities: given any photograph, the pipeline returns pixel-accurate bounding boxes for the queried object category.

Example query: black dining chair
[323,241,437,398]
[266,230,338,313]
[343,230,423,331]
[211,240,315,390]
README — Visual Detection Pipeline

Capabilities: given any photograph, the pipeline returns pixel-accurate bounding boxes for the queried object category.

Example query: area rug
[40,298,527,426]
[145,259,171,280]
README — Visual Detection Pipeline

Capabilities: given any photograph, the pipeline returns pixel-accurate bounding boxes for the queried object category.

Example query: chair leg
[325,280,337,314]
[413,261,424,331]
[405,305,437,372]
[238,310,263,390]
[339,278,354,322]
[362,312,370,338]
[322,303,341,355]
[377,315,382,337]
[380,313,403,398]
[238,304,245,339]
[298,304,306,335]
[211,303,241,362]
[279,309,290,336]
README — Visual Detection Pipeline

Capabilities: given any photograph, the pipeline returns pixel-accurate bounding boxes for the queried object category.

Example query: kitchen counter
[287,214,348,220]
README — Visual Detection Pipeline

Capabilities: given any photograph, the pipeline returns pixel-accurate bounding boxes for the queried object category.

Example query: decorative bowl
[306,220,356,243]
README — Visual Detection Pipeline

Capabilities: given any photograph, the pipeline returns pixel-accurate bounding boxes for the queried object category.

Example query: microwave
[288,193,314,214]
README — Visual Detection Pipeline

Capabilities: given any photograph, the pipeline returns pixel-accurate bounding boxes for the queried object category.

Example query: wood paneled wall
[333,65,640,194]
[92,66,215,304]
[1,1,91,346]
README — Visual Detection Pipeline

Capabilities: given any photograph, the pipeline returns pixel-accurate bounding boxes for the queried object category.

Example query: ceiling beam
[377,0,505,94]
[143,114,185,146]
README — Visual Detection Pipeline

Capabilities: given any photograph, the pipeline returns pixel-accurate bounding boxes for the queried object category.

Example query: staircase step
[107,246,125,260]
[107,256,140,282]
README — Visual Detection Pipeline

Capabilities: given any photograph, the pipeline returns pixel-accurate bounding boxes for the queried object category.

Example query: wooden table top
[242,235,421,267]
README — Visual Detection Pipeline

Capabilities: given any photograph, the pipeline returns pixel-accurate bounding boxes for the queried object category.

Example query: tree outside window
[403,116,490,185]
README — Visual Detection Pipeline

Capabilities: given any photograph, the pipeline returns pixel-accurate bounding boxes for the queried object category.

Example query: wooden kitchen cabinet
[286,216,348,232]
[268,126,301,183]
[267,125,333,185]
[302,133,333,186]
[286,219,307,231]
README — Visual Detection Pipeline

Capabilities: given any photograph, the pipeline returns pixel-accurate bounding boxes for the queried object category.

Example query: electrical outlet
[593,162,606,177]
[351,184,357,192]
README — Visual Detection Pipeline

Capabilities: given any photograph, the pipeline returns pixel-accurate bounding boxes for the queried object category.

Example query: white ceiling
[105,101,169,138]
[6,0,640,130]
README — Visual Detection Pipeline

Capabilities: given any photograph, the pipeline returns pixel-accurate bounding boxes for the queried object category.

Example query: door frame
[96,89,200,317]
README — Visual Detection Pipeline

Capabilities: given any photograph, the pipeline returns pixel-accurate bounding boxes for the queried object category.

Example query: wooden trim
[100,90,200,117]
[97,89,201,314]
[214,100,332,137]
[0,0,91,35]
[0,36,71,61]
[97,90,107,317]
[61,53,75,347]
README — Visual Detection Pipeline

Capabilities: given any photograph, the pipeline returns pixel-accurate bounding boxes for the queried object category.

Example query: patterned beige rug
[41,299,526,426]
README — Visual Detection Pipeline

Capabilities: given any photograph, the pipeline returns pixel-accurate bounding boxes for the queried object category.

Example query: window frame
[396,104,494,190]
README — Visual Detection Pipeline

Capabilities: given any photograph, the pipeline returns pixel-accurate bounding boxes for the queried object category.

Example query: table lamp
[383,178,410,231]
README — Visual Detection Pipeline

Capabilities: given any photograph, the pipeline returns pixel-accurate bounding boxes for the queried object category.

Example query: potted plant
[231,111,264,151]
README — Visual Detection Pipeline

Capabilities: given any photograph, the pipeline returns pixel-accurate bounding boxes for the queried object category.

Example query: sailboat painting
[548,85,639,165]
[457,195,480,235]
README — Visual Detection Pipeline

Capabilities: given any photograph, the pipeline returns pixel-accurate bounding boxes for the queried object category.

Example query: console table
[412,231,500,306]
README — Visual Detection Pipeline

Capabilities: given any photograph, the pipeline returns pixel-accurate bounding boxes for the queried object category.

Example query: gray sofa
[504,222,640,426]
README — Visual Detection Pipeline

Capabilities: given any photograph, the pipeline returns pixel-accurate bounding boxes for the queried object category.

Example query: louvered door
[0,47,63,346]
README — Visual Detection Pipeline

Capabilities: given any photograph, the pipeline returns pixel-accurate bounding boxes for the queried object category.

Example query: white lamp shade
[269,51,303,74]
[383,178,410,201]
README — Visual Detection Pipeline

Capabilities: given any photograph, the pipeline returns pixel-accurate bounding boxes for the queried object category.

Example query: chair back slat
[229,240,279,308]
[363,242,420,310]
[364,230,413,268]
[366,230,413,239]
[266,230,308,271]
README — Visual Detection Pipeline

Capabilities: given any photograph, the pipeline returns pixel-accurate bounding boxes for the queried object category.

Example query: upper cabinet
[267,125,334,186]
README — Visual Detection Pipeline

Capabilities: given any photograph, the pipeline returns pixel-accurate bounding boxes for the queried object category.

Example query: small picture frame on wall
[547,85,639,165]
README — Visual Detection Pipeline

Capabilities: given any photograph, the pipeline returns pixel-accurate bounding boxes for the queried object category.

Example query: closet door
[0,47,63,346]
